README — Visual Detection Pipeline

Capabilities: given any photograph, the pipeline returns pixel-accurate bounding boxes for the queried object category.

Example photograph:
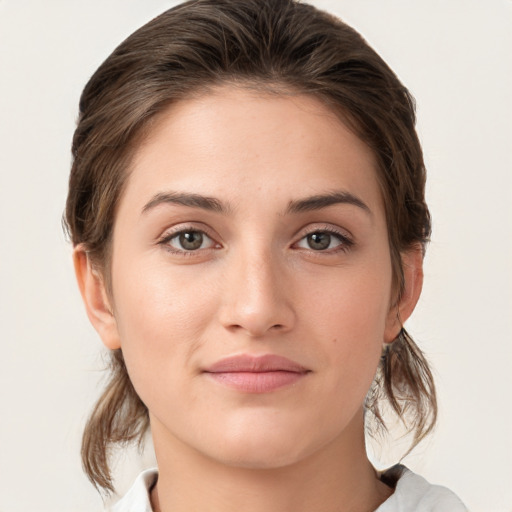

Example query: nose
[218,246,296,337]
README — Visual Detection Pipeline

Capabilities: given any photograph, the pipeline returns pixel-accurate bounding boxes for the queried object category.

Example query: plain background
[0,1,511,511]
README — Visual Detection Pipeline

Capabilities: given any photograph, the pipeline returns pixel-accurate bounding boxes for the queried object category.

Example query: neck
[150,410,392,512]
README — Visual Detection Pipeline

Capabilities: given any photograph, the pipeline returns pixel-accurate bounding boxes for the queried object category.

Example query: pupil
[179,231,203,250]
[308,232,330,250]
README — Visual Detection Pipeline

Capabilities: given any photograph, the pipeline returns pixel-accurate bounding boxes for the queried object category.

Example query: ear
[384,245,424,344]
[73,246,121,350]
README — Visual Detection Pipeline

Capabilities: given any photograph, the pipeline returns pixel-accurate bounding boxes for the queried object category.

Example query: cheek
[301,258,392,387]
[110,257,219,399]
[305,262,392,343]
[114,254,216,331]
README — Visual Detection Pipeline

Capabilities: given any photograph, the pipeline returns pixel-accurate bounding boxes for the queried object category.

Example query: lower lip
[205,371,308,393]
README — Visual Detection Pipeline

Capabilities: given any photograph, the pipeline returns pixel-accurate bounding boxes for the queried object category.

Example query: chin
[202,415,334,470]
[216,442,311,470]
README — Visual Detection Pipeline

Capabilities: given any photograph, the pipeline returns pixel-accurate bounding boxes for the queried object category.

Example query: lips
[203,354,310,393]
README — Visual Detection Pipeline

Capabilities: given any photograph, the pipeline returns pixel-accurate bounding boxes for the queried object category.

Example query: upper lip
[204,354,309,373]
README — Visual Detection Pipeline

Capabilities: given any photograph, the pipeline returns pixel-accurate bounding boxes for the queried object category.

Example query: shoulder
[109,469,158,512]
[376,465,468,512]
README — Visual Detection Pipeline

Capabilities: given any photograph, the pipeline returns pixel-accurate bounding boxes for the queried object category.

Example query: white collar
[111,465,467,512]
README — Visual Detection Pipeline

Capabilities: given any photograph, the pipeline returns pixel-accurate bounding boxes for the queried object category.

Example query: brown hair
[64,0,436,493]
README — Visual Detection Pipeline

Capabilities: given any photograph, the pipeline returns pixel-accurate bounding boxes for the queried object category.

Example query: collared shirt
[110,465,468,512]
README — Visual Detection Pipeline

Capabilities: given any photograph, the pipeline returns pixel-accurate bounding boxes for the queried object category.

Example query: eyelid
[292,224,354,251]
[157,223,222,253]
[294,223,353,242]
[156,222,353,255]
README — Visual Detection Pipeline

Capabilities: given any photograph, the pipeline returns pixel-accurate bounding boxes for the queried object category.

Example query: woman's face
[94,86,405,468]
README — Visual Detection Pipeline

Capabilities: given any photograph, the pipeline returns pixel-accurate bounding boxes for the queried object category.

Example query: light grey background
[0,1,511,511]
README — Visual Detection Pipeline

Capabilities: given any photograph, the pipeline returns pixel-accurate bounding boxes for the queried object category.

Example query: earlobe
[384,245,424,344]
[73,246,121,350]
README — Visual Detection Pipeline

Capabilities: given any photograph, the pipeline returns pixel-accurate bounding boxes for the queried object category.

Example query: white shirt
[110,465,468,512]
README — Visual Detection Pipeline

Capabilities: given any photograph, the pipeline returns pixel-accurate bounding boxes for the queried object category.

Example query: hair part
[65,0,436,492]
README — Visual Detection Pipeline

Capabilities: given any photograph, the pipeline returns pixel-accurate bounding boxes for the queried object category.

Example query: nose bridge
[220,239,294,336]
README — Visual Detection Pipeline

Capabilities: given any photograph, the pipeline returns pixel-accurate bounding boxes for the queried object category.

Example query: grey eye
[179,231,204,250]
[166,230,216,251]
[306,232,332,250]
[295,230,348,252]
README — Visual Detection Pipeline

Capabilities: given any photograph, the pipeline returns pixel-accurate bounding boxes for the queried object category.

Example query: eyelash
[157,225,219,255]
[293,226,354,254]
[157,225,354,256]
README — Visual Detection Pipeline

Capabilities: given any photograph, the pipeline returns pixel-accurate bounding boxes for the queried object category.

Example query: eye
[295,230,351,251]
[161,229,217,252]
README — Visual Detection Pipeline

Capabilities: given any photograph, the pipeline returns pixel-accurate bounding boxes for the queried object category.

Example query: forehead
[123,85,383,217]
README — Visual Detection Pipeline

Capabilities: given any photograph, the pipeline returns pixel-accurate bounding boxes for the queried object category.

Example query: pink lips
[203,354,310,393]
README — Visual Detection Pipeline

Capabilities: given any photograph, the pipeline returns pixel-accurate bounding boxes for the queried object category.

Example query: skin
[74,86,423,512]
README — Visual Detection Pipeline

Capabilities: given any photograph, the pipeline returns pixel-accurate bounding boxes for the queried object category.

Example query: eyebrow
[141,189,371,217]
[142,191,229,215]
[286,191,371,215]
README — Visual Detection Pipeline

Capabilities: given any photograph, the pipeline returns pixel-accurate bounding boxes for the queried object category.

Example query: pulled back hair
[65,0,436,493]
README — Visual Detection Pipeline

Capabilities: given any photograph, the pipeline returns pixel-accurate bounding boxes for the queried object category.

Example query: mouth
[203,354,311,393]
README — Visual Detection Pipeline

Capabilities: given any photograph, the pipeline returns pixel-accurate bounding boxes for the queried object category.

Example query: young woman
[65,0,468,510]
